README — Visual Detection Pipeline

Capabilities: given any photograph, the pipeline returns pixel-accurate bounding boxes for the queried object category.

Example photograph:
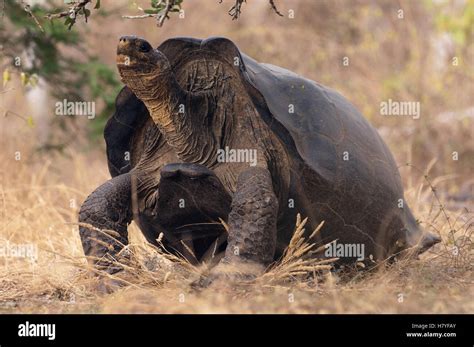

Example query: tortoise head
[116,36,172,94]
[387,208,442,260]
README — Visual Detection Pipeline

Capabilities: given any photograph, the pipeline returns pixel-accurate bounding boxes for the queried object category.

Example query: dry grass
[0,136,472,314]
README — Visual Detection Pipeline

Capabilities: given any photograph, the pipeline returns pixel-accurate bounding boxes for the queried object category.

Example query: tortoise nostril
[119,36,130,44]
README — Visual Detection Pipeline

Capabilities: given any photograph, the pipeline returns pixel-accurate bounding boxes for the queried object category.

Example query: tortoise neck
[141,70,219,165]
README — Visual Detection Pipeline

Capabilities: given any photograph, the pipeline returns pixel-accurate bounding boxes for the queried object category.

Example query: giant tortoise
[79,36,440,278]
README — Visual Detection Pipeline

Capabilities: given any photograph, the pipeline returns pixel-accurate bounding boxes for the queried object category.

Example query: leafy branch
[44,0,100,30]
[33,0,283,29]
[122,0,183,27]
[2,1,122,145]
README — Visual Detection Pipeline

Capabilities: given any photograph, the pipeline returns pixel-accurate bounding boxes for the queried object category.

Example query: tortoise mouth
[116,56,160,84]
[116,54,156,69]
[391,231,442,261]
[116,54,132,67]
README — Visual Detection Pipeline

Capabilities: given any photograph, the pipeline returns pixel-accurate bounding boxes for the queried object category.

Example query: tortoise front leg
[79,173,132,274]
[205,167,278,284]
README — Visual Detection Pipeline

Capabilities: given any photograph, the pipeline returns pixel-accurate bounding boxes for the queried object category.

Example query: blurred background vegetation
[1,0,473,191]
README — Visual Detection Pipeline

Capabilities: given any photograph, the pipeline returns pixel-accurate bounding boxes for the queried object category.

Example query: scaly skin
[79,173,132,274]
[224,167,278,265]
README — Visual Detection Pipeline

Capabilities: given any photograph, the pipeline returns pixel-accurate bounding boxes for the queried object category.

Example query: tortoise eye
[138,41,151,53]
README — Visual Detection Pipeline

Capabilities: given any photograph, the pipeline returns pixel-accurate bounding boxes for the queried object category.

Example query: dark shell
[157,37,403,197]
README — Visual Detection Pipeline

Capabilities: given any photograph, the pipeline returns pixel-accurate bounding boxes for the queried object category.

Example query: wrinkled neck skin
[122,66,219,165]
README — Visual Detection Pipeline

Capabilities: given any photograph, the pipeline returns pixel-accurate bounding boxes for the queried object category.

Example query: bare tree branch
[122,13,155,20]
[226,0,283,20]
[269,0,283,17]
[18,0,45,32]
[227,0,245,20]
[1,0,5,19]
[157,0,172,27]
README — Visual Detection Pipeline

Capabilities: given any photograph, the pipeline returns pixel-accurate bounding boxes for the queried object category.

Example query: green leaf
[94,0,101,9]
[65,17,76,30]
[144,8,160,14]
